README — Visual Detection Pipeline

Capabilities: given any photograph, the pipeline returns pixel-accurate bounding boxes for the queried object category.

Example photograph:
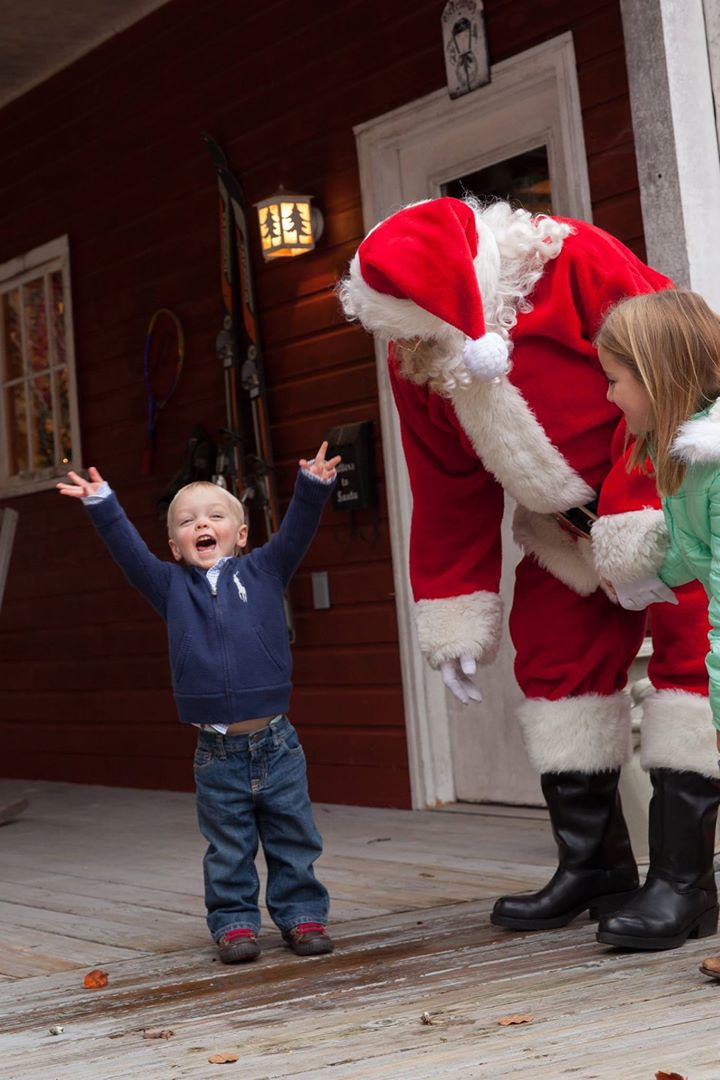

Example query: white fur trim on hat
[518,692,632,773]
[640,689,717,777]
[591,508,669,582]
[415,590,503,669]
[338,250,461,345]
[462,332,510,380]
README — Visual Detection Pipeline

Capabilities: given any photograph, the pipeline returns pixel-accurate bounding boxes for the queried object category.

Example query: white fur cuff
[640,690,717,778]
[415,590,503,668]
[591,508,668,582]
[513,507,600,596]
[518,693,632,773]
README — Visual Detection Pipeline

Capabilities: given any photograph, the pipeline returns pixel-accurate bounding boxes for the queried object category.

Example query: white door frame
[353,33,592,807]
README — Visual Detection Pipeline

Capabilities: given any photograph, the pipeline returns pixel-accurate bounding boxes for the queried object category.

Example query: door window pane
[443,146,552,215]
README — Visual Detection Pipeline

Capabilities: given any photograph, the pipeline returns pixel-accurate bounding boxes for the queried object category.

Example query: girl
[592,289,720,967]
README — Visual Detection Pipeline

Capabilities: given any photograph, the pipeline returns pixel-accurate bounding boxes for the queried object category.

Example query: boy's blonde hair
[166,482,245,536]
[595,290,720,495]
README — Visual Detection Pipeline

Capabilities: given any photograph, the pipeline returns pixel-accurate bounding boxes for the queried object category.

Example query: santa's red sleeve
[388,348,504,668]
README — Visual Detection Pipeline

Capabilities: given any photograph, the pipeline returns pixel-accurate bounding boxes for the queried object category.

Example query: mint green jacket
[657,403,720,729]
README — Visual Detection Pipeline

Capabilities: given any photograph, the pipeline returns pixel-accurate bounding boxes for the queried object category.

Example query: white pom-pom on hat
[462,332,510,380]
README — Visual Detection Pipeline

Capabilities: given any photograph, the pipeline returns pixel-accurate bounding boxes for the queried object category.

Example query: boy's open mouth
[195,534,216,551]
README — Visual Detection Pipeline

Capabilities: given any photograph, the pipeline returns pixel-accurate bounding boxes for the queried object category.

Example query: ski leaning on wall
[202,132,280,545]
[202,134,295,641]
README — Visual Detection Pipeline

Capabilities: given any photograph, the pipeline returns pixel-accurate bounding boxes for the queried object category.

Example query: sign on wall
[442,0,490,99]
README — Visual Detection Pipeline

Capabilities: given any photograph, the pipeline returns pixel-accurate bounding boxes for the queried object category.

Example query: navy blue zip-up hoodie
[84,471,334,725]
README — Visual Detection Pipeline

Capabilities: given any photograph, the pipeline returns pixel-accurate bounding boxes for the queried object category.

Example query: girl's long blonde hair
[595,290,720,495]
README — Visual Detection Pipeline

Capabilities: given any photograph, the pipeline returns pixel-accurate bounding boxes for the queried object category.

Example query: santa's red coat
[389,217,709,706]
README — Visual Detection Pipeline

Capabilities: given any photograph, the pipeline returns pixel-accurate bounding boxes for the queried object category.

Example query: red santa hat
[341,197,510,380]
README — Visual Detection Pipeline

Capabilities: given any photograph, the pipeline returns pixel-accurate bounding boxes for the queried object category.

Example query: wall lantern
[255,187,324,261]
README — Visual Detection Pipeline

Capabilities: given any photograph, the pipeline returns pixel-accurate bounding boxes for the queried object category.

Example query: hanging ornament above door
[441,0,491,99]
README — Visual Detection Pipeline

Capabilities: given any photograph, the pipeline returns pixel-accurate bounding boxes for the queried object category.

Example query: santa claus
[339,196,720,951]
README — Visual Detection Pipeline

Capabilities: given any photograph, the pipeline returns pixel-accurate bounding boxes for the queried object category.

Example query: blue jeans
[193,715,329,940]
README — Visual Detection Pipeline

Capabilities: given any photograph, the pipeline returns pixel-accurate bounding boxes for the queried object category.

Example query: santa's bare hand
[441,655,483,705]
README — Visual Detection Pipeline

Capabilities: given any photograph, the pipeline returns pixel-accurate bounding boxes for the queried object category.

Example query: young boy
[57,442,340,964]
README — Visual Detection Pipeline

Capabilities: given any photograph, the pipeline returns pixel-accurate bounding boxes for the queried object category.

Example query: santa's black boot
[596,768,720,950]
[491,769,639,930]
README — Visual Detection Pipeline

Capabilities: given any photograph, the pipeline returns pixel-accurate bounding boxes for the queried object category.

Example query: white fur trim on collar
[672,399,720,464]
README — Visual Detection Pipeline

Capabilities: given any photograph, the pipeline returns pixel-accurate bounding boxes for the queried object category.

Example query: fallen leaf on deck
[655,1073,686,1079]
[143,1029,174,1040]
[83,969,108,989]
[420,1012,433,1025]
[498,1014,534,1026]
[208,1052,239,1064]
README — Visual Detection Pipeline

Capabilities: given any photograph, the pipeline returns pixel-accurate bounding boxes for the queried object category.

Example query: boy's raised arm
[57,466,173,616]
[256,442,339,586]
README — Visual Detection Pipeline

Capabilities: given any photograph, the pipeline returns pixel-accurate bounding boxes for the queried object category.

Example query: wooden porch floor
[0,780,718,1079]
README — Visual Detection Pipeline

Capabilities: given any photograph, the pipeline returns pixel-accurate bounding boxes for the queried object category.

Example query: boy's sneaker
[282,922,334,956]
[216,928,261,964]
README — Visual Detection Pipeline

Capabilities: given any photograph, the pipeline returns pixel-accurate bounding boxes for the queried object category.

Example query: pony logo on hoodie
[232,572,248,603]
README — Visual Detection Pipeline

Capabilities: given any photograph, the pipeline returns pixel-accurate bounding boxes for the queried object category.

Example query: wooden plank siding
[0,0,644,806]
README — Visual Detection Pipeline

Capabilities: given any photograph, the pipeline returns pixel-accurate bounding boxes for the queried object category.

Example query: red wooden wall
[0,0,644,807]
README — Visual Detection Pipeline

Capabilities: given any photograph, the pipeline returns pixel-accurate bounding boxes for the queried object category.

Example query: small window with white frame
[0,235,81,498]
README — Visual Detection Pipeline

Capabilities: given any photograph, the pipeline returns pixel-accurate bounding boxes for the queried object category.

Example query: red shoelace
[221,928,256,942]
